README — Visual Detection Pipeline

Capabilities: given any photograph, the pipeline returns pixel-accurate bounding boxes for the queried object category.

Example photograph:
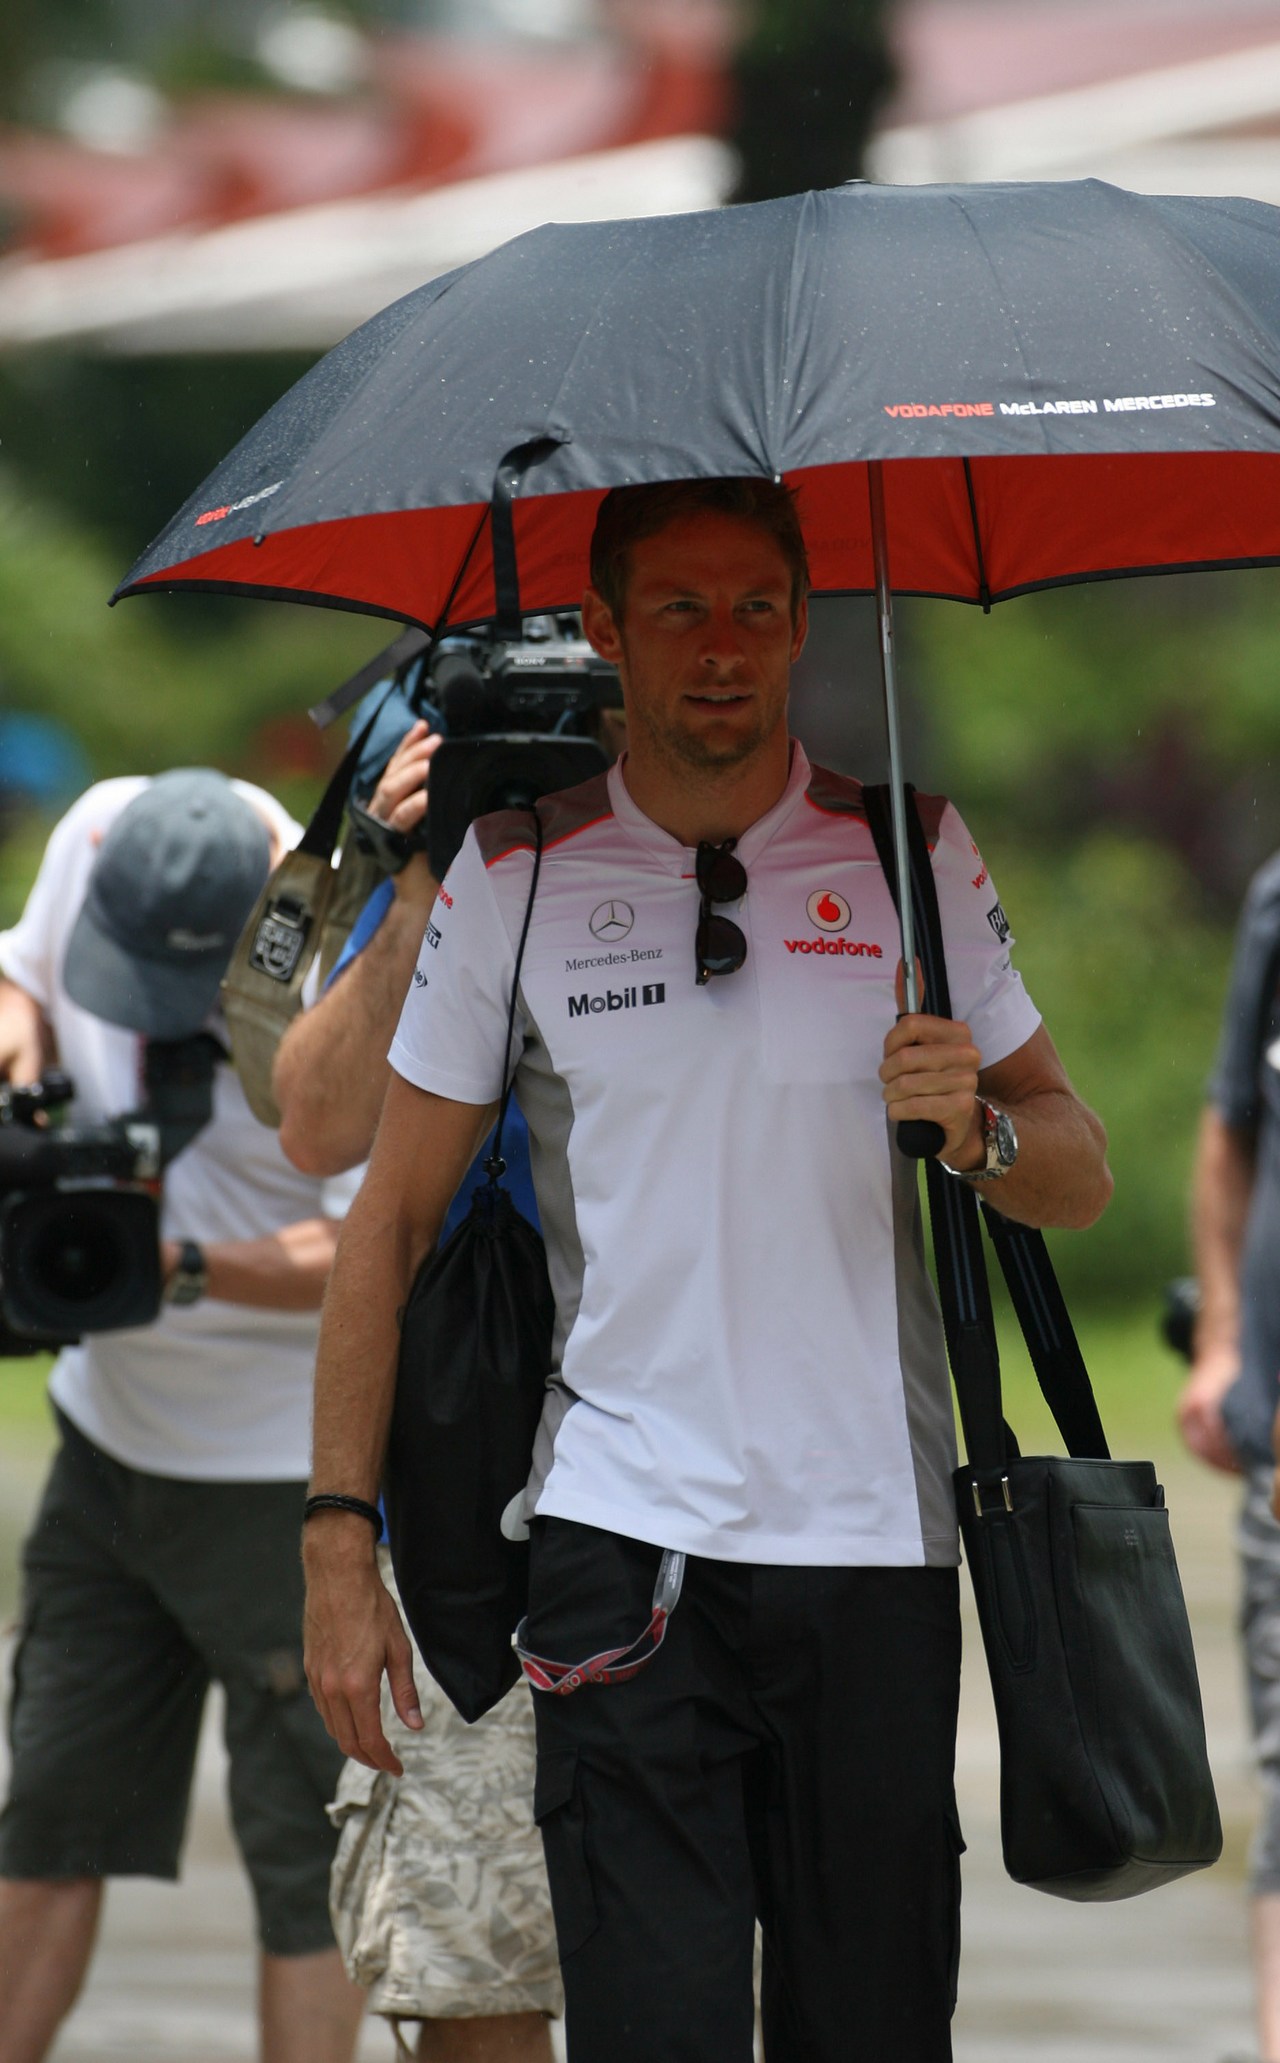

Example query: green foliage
[907,574,1280,907]
[988,1296,1186,1462]
[0,1354,53,1447]
[977,834,1228,1301]
[0,469,382,923]
[0,2,383,126]
[889,573,1280,1303]
[0,352,320,567]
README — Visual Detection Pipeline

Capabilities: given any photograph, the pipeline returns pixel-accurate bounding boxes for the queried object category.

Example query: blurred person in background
[1180,849,1280,2063]
[0,771,364,2063]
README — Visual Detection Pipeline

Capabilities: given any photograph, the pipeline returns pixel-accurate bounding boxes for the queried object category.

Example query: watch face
[992,1110,1018,1166]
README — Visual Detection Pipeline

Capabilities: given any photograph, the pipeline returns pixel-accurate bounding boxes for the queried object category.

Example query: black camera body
[353,615,621,881]
[0,1036,221,1353]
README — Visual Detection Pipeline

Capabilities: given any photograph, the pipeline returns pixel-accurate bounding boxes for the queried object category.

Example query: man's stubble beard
[622,649,789,779]
[634,701,775,775]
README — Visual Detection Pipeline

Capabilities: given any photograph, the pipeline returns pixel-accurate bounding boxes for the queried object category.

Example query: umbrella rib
[437,501,493,635]
[961,459,993,615]
[541,241,661,465]
[946,193,1054,460]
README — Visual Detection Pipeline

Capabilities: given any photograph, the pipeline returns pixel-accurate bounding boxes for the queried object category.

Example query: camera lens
[29,1199,127,1307]
[1,1187,162,1338]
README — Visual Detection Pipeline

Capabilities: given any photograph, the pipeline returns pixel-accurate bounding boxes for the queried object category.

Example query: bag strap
[484,808,544,1184]
[862,783,1109,1467]
[296,682,400,863]
[863,782,1009,1471]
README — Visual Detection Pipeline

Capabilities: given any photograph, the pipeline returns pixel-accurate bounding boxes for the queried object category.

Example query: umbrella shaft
[868,463,920,1015]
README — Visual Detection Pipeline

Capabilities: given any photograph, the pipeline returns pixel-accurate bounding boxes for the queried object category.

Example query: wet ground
[0,1437,1261,2062]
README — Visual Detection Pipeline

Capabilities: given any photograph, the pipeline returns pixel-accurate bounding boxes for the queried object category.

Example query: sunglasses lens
[697,912,748,982]
[696,847,748,903]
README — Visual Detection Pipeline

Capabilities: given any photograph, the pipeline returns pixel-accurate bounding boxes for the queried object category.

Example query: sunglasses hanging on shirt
[695,839,748,986]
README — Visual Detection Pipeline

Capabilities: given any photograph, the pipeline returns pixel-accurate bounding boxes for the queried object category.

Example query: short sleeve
[1208,852,1280,1129]
[929,802,1042,1068]
[387,827,520,1105]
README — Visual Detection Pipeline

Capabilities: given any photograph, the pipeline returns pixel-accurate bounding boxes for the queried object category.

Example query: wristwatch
[164,1239,207,1307]
[942,1098,1018,1182]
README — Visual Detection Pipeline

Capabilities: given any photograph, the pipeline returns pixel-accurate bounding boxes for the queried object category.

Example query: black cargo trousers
[526,1517,964,2063]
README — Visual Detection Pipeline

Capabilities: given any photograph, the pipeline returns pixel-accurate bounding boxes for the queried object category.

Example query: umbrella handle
[897,1118,946,1159]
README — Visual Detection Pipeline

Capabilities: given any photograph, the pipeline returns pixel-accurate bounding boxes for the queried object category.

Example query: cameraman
[275,718,442,1178]
[0,772,364,2063]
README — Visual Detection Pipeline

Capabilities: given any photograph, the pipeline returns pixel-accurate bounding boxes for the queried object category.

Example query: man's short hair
[588,477,811,624]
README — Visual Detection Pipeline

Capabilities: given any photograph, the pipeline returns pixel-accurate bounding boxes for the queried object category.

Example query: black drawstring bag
[383,810,555,1724]
[864,783,1222,1900]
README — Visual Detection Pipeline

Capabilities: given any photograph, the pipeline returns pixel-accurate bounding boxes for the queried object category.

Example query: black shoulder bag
[863,782,1222,1901]
[383,809,556,1725]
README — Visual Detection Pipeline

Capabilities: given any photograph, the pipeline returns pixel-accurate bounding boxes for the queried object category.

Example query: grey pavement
[0,1440,1261,2062]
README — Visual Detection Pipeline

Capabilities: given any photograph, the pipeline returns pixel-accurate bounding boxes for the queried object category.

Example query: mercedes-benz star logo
[589,900,635,942]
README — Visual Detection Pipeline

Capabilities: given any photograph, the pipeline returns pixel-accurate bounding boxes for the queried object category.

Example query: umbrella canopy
[114,178,1280,631]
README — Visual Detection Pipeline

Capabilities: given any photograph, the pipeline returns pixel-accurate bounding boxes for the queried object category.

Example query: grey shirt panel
[889,1120,961,1563]
[511,987,586,1513]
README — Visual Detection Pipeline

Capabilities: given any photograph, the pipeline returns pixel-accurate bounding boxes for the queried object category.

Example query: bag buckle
[971,1475,1014,1518]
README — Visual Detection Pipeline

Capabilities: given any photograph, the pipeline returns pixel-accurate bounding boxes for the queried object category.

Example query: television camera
[0,1034,221,1353]
[349,612,622,881]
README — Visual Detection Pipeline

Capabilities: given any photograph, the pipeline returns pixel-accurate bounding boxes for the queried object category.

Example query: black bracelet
[303,1493,383,1535]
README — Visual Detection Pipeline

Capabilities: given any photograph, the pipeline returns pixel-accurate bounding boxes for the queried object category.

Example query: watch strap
[166,1239,207,1306]
[940,1098,1015,1181]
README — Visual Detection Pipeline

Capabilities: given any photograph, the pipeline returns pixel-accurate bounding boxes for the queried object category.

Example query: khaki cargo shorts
[328,1550,562,2027]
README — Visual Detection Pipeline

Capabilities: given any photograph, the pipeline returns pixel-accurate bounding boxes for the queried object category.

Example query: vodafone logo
[785,937,882,960]
[807,889,850,934]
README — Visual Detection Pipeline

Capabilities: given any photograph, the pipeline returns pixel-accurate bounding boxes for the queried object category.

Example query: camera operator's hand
[0,977,53,1087]
[303,1514,421,1775]
[370,719,442,912]
[1178,1344,1243,1474]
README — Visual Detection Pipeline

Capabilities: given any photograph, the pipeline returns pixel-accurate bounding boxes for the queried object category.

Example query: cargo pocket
[533,1749,599,1958]
[326,1761,396,1986]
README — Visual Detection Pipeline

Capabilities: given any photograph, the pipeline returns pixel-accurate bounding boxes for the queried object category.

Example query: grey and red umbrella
[115,179,1280,623]
[113,177,1280,1036]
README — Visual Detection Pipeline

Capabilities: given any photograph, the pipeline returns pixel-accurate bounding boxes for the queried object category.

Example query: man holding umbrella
[305,474,1111,2061]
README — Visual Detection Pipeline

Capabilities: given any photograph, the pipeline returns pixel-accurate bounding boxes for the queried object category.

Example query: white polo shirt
[390,744,1040,1567]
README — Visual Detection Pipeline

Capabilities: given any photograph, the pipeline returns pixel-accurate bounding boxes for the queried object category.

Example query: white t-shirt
[390,744,1041,1569]
[0,777,360,1481]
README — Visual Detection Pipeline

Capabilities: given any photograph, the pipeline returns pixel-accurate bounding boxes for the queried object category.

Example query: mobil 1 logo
[568,983,665,1018]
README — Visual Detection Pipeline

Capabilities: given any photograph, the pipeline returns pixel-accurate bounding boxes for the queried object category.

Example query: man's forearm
[301,1079,495,1770]
[302,1166,433,1775]
[1191,1105,1253,1359]
[274,898,431,1176]
[960,1081,1111,1231]
[162,1217,340,1311]
[309,1199,414,1501]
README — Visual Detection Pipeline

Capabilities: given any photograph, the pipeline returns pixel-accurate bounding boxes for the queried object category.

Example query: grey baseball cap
[64,770,272,1038]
